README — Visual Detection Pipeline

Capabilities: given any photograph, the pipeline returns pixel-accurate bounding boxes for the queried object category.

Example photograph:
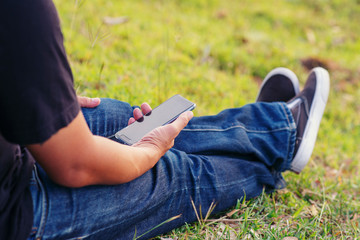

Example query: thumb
[77,96,101,108]
[165,111,194,138]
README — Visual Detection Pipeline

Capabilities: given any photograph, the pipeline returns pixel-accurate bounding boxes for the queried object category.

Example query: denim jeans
[28,98,296,240]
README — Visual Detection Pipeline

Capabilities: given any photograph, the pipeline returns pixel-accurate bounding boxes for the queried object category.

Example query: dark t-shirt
[0,0,80,239]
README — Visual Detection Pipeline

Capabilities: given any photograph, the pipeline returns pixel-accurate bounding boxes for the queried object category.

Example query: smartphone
[115,94,196,145]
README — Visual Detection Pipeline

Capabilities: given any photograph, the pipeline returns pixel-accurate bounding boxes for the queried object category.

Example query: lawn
[54,0,360,238]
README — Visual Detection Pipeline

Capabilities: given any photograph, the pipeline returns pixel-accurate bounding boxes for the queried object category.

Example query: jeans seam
[280,102,296,130]
[279,102,296,171]
[182,125,293,134]
[32,164,49,239]
[181,174,272,190]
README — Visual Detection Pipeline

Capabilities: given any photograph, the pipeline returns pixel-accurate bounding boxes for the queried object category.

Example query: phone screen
[115,94,195,145]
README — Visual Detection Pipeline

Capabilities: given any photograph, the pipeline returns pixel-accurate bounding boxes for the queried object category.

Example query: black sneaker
[256,67,300,102]
[288,67,330,173]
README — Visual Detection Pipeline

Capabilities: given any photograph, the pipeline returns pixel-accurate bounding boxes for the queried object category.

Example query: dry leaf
[305,28,316,44]
[310,204,318,216]
[103,16,129,25]
[226,209,240,217]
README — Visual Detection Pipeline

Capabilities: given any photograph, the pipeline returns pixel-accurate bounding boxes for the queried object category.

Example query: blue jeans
[28,98,296,240]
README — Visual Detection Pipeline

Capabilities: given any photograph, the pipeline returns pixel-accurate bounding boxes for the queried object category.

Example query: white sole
[256,67,300,101]
[290,67,330,173]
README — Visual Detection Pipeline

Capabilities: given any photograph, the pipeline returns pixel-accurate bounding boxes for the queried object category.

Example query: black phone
[115,94,196,145]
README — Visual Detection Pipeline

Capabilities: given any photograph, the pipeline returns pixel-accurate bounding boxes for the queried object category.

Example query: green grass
[54,0,360,238]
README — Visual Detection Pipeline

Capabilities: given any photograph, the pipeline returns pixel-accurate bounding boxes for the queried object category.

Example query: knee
[98,98,132,110]
[81,98,133,122]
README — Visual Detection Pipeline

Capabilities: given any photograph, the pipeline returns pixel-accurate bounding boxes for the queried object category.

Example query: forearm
[28,110,192,188]
[75,135,160,187]
[28,112,162,188]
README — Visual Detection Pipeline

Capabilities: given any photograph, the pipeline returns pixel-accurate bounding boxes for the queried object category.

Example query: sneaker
[288,67,330,173]
[256,67,300,102]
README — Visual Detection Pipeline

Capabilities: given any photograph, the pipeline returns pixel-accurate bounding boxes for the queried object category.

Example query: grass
[54,0,360,238]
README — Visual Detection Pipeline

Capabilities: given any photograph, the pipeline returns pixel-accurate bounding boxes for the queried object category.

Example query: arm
[27,110,193,188]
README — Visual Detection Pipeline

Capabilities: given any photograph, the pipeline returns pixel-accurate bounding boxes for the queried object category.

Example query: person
[0,0,330,239]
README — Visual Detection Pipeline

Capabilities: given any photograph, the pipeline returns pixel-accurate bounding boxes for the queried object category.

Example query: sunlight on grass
[54,0,360,238]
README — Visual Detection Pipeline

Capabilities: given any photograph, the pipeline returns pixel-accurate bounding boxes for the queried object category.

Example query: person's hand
[128,103,152,125]
[133,111,193,157]
[77,96,101,108]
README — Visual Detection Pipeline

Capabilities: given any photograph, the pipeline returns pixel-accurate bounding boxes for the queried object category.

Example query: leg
[29,102,296,240]
[81,98,135,138]
[174,102,296,172]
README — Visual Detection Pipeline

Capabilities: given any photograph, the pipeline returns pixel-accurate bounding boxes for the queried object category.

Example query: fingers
[128,117,135,125]
[140,102,152,115]
[133,103,152,120]
[128,103,153,125]
[132,108,143,121]
[77,96,101,108]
